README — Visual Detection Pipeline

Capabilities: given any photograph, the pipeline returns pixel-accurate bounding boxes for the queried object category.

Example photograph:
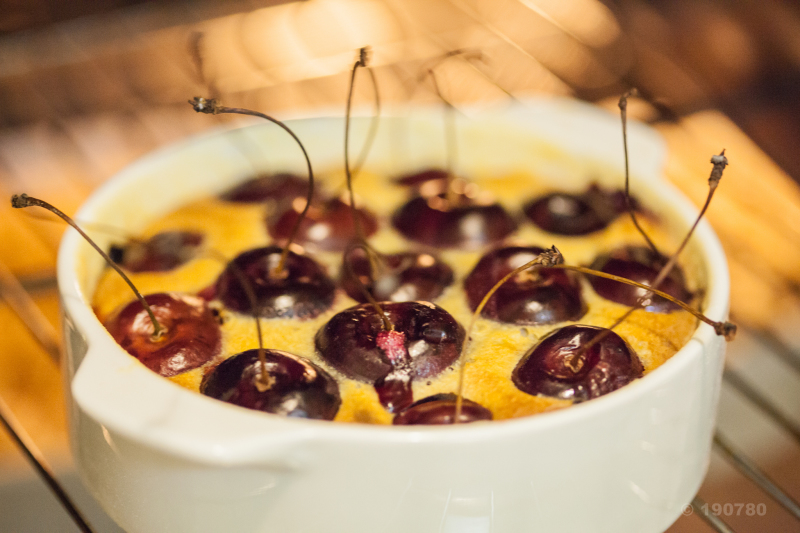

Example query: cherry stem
[344,47,372,244]
[425,68,458,206]
[190,98,314,280]
[454,246,564,422]
[204,249,270,390]
[552,264,736,339]
[351,66,381,178]
[343,242,394,331]
[11,194,164,339]
[571,150,732,363]
[619,89,660,256]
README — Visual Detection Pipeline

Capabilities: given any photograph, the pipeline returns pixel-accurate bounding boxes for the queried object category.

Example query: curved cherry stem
[454,246,564,422]
[190,97,314,279]
[350,66,381,178]
[573,150,731,361]
[204,248,269,390]
[343,242,394,331]
[619,89,660,256]
[11,194,163,339]
[425,68,458,205]
[344,47,371,244]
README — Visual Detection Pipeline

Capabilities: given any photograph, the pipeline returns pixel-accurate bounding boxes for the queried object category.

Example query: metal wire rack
[1,1,799,531]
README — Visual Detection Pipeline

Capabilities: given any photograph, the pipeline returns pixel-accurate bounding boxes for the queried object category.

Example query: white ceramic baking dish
[58,98,729,533]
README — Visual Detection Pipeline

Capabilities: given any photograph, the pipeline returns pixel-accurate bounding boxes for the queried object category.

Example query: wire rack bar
[691,496,739,533]
[713,432,800,519]
[723,369,800,445]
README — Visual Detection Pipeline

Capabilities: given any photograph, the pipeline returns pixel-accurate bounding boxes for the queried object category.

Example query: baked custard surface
[92,168,700,424]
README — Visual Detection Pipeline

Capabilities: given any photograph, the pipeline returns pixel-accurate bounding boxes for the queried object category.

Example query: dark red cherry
[340,249,454,303]
[220,173,311,203]
[109,231,203,273]
[104,293,222,377]
[393,168,449,188]
[392,194,517,249]
[512,325,643,402]
[315,302,464,383]
[201,349,340,420]
[588,246,691,312]
[523,185,632,235]
[393,393,492,425]
[214,246,335,319]
[269,196,378,251]
[464,246,586,325]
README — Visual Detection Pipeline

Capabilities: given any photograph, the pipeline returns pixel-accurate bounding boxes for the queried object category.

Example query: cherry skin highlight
[109,230,203,273]
[214,246,335,319]
[393,393,492,425]
[201,349,341,420]
[523,185,633,235]
[465,246,586,325]
[269,196,377,252]
[512,324,643,402]
[315,301,464,383]
[340,249,454,303]
[589,246,691,312]
[392,193,517,249]
[103,292,222,377]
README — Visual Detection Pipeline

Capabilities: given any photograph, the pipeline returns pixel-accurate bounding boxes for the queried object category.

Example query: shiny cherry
[464,246,586,325]
[589,246,691,312]
[201,349,340,420]
[392,193,517,249]
[512,324,643,402]
[214,246,335,319]
[220,173,310,203]
[393,393,492,425]
[109,230,203,273]
[340,249,454,303]
[104,292,222,377]
[269,196,378,251]
[523,185,632,235]
[315,302,464,383]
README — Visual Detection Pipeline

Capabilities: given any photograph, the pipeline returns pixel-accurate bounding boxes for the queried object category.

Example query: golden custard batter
[92,168,700,424]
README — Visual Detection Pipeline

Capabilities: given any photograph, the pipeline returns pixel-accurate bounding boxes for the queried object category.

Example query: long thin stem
[204,249,270,390]
[425,68,458,205]
[0,394,95,533]
[11,194,163,338]
[344,48,370,244]
[573,150,731,358]
[343,242,394,331]
[619,90,660,256]
[190,98,314,278]
[454,246,564,422]
[350,67,381,178]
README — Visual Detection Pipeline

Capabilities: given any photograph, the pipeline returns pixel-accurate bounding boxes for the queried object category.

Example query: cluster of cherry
[12,51,733,426]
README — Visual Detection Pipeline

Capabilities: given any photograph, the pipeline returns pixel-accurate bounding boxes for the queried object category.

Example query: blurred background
[1,0,799,531]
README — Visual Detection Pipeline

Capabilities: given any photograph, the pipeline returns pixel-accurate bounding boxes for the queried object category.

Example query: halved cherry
[512,325,643,402]
[104,292,221,377]
[464,246,586,325]
[340,249,454,303]
[219,173,311,204]
[316,302,464,383]
[201,349,340,420]
[214,246,335,319]
[109,230,203,273]
[392,193,517,249]
[269,196,378,252]
[588,246,691,312]
[393,393,492,425]
[523,185,633,236]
